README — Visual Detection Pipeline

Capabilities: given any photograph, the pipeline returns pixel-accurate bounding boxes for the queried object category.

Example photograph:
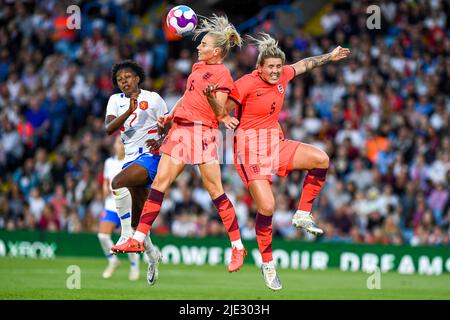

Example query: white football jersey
[103,156,126,212]
[106,89,168,162]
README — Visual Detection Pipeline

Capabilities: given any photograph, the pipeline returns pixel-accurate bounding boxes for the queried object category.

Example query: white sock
[144,234,157,261]
[127,252,140,269]
[262,260,274,267]
[231,239,244,250]
[296,210,310,216]
[133,230,147,242]
[98,233,118,263]
[113,188,133,237]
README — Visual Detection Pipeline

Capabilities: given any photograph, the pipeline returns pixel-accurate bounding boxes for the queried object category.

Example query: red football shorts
[234,138,301,188]
[160,121,219,165]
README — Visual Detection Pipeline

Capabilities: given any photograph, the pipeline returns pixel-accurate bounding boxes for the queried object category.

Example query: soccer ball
[166,5,198,36]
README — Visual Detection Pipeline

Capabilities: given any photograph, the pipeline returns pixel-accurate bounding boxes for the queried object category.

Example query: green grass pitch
[1,256,449,300]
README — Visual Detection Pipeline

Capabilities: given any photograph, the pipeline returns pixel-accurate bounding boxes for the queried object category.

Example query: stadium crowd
[0,0,449,247]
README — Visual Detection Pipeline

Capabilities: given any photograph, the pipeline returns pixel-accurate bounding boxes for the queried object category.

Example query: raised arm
[105,93,138,135]
[291,46,351,76]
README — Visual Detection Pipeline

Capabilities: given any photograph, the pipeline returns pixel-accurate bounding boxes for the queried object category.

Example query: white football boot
[147,249,162,286]
[292,211,323,236]
[102,259,121,279]
[261,261,282,291]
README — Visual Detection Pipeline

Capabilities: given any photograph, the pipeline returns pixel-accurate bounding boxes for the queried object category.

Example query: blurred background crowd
[0,0,449,247]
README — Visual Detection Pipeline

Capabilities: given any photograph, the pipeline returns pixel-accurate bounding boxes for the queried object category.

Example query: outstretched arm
[157,95,183,127]
[291,46,351,76]
[146,122,172,152]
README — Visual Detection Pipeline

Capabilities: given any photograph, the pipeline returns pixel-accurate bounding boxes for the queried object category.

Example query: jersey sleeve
[233,75,253,105]
[214,67,234,94]
[105,95,118,117]
[228,84,240,106]
[151,93,169,119]
[191,62,201,73]
[282,65,296,82]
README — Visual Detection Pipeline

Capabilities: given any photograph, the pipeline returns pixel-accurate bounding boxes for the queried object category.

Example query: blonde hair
[193,14,242,58]
[248,32,286,67]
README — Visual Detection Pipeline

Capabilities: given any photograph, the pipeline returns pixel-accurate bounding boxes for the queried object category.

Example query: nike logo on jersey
[119,105,126,108]
[256,93,263,96]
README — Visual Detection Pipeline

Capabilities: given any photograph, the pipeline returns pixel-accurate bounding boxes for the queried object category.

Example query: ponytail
[248,32,286,67]
[193,14,242,57]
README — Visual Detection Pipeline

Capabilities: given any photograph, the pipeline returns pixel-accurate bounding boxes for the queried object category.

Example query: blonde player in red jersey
[205,33,350,290]
[112,15,248,273]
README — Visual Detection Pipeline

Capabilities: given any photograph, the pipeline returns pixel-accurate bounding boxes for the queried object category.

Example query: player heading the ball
[113,14,248,274]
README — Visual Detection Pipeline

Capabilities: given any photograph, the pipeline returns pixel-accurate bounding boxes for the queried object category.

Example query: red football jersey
[175,61,235,128]
[232,65,295,133]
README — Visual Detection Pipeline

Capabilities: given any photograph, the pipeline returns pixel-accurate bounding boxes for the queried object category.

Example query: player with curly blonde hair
[113,15,247,273]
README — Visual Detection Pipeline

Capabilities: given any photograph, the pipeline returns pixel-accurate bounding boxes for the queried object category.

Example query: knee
[257,201,275,216]
[317,151,330,169]
[111,175,123,190]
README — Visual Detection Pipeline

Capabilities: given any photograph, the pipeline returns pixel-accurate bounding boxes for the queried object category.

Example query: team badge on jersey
[203,72,212,80]
[250,164,260,174]
[139,101,149,110]
[277,84,284,94]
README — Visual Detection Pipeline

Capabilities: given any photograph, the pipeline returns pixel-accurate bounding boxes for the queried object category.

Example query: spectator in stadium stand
[25,96,50,148]
[0,1,448,248]
[41,87,68,149]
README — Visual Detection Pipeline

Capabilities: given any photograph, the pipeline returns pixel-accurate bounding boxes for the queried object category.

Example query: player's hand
[145,137,163,152]
[158,113,174,127]
[219,114,239,130]
[129,93,138,112]
[203,83,219,98]
[330,46,351,61]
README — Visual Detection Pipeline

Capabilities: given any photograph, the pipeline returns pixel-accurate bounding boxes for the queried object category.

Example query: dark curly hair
[111,60,145,87]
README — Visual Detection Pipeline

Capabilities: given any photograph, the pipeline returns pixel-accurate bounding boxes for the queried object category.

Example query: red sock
[213,193,241,242]
[255,213,273,263]
[136,188,164,236]
[298,168,328,212]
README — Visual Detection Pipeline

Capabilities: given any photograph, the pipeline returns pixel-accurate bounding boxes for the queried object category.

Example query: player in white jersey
[104,60,169,285]
[97,136,140,280]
